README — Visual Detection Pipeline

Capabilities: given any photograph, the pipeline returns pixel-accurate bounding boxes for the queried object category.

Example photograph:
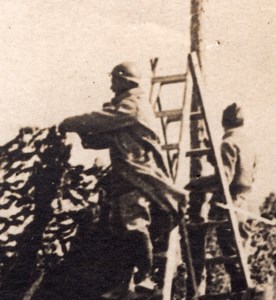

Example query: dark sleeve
[221,141,237,184]
[59,109,138,136]
[79,132,113,150]
[58,97,140,149]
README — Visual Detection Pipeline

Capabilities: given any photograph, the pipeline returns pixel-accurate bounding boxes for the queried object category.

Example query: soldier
[59,62,183,298]
[213,103,257,293]
[186,103,256,296]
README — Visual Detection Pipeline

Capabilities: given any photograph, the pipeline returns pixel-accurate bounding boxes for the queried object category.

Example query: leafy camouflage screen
[0,127,274,298]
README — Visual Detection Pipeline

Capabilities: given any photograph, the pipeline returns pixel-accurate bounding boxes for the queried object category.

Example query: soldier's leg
[216,226,247,292]
[119,190,153,285]
[101,196,134,299]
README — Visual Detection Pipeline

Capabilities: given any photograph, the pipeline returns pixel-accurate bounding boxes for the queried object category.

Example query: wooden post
[187,1,207,297]
[190,0,204,68]
[189,0,206,179]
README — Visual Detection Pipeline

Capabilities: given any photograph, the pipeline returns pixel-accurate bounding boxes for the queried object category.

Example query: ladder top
[152,73,187,85]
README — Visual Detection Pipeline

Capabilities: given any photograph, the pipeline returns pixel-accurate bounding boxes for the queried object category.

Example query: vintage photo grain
[0,1,275,299]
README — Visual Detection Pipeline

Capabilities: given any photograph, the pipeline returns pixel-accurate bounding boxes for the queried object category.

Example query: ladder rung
[187,220,229,229]
[190,111,203,120]
[198,290,248,300]
[205,255,238,265]
[162,143,179,151]
[155,109,182,119]
[166,115,182,126]
[152,73,187,85]
[186,148,211,157]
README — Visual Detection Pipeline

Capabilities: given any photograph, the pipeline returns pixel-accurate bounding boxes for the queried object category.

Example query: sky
[202,0,276,203]
[0,0,275,201]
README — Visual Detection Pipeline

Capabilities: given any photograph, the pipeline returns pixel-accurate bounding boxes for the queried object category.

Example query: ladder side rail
[188,52,253,289]
[179,208,200,300]
[173,68,191,184]
[149,58,159,104]
[161,226,181,300]
[156,78,183,298]
[174,69,200,299]
[155,85,174,178]
[148,62,178,299]
[149,79,174,177]
[158,65,200,300]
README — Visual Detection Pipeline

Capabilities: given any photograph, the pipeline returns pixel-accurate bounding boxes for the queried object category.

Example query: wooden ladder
[149,53,255,300]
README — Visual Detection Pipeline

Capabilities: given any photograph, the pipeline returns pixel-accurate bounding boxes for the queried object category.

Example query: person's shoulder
[118,88,146,112]
[221,130,240,154]
[223,128,255,157]
[223,128,247,142]
[125,88,144,101]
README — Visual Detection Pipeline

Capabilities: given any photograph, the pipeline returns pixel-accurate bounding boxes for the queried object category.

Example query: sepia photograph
[0,1,275,299]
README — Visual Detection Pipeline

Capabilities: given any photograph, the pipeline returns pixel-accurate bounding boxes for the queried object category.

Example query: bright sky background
[0,1,275,202]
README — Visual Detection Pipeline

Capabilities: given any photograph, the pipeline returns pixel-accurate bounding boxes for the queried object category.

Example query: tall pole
[190,0,204,69]
[186,0,207,297]
[189,0,206,181]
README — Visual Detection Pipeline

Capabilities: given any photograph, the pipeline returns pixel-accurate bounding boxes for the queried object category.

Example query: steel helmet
[111,62,141,84]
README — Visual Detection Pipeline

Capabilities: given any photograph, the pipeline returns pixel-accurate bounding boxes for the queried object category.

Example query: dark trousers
[109,190,153,283]
[216,226,247,292]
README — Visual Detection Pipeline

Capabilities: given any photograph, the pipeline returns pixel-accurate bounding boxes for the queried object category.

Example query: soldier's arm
[59,111,136,150]
[59,96,139,135]
[221,141,237,183]
[59,111,138,135]
[78,132,113,149]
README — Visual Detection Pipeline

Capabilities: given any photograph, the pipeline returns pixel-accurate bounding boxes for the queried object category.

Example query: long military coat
[60,88,184,225]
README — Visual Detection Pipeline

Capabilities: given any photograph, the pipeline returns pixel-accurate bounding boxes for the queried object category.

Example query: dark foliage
[0,127,274,299]
[0,127,108,299]
[248,193,276,287]
[204,193,276,295]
